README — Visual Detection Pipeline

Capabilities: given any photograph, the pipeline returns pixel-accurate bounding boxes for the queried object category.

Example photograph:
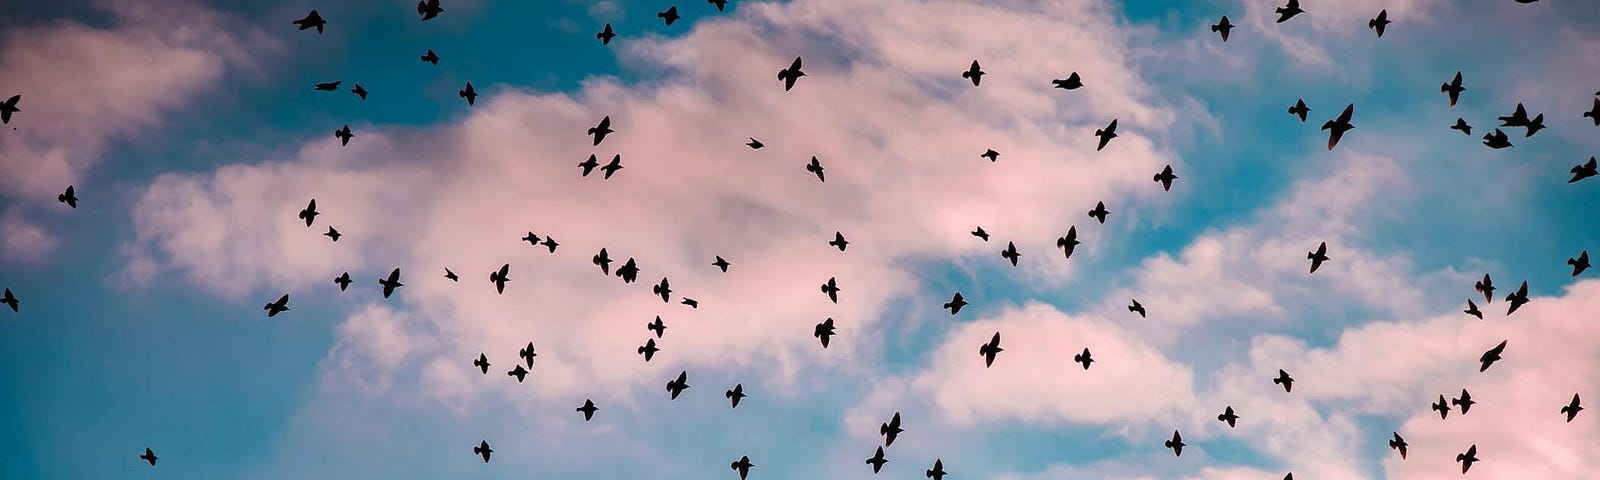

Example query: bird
[778,57,805,91]
[324,226,341,242]
[1088,202,1109,223]
[139,447,158,466]
[725,384,745,408]
[654,277,673,303]
[1451,118,1472,135]
[881,412,904,446]
[658,6,680,26]
[666,370,689,399]
[926,459,947,480]
[1052,72,1084,89]
[297,199,318,227]
[1452,389,1475,414]
[1505,281,1529,316]
[334,125,353,146]
[416,0,444,21]
[1001,241,1021,266]
[1585,97,1600,125]
[1274,0,1303,23]
[1128,299,1146,317]
[1561,393,1583,422]
[1307,242,1330,273]
[1479,340,1508,372]
[1288,99,1310,122]
[981,148,999,162]
[647,316,666,338]
[519,342,537,368]
[1165,430,1185,457]
[541,236,559,253]
[1525,113,1546,137]
[522,232,540,246]
[1273,369,1294,393]
[57,185,77,208]
[1499,103,1532,127]
[473,353,489,374]
[379,268,403,298]
[971,226,989,241]
[601,155,623,179]
[458,82,476,106]
[1569,250,1591,276]
[474,440,493,463]
[1368,9,1389,37]
[713,256,730,272]
[1482,129,1513,149]
[806,156,826,182]
[1211,15,1234,41]
[578,399,598,421]
[1464,299,1482,319]
[709,0,728,11]
[1569,157,1597,183]
[814,318,836,348]
[616,258,640,283]
[1153,165,1177,191]
[579,154,600,177]
[1203,406,1236,429]
[829,231,849,251]
[638,338,659,361]
[1456,444,1479,473]
[593,248,612,275]
[293,10,326,33]
[730,456,754,479]
[588,116,614,146]
[1074,348,1094,370]
[944,292,967,315]
[1322,104,1355,150]
[1441,72,1464,107]
[0,94,19,124]
[1,289,17,312]
[264,294,289,317]
[961,60,985,86]
[1433,394,1451,419]
[1389,432,1408,459]
[596,23,615,45]
[443,268,458,282]
[1094,119,1118,151]
[350,83,367,100]
[507,365,528,382]
[979,332,1003,367]
[821,277,840,303]
[1057,226,1081,259]
[314,81,341,91]
[420,49,439,64]
[1475,274,1495,303]
[866,446,888,473]
[746,137,764,149]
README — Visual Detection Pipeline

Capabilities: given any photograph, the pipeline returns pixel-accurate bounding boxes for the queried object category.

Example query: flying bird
[638,338,659,361]
[730,456,754,479]
[0,94,19,124]
[1089,201,1110,223]
[1307,242,1330,273]
[881,412,904,446]
[814,318,837,348]
[1165,430,1185,457]
[658,6,680,26]
[1499,103,1532,127]
[1433,394,1451,419]
[507,365,528,382]
[324,226,341,242]
[1482,128,1512,149]
[961,60,985,86]
[458,82,476,106]
[1211,15,1234,41]
[1569,157,1597,183]
[1569,250,1590,276]
[654,277,673,303]
[1505,281,1529,315]
[58,185,77,208]
[616,258,640,283]
[1389,432,1408,459]
[293,10,326,33]
[1452,389,1475,414]
[314,81,341,91]
[1475,274,1495,303]
[979,332,1003,367]
[1057,226,1081,259]
[1456,444,1479,473]
[1479,340,1507,372]
[473,353,489,374]
[350,83,367,99]
[971,226,989,241]
[335,125,353,146]
[1464,299,1482,319]
[713,256,730,272]
[600,154,623,179]
[981,148,999,162]
[1128,299,1146,317]
[806,156,826,182]
[1001,241,1021,266]
[778,57,805,91]
[588,116,614,146]
[1562,393,1583,422]
[264,294,289,317]
[926,459,947,480]
[944,292,967,315]
[597,23,615,45]
[421,49,439,64]
[829,231,849,251]
[666,370,690,399]
[1274,0,1304,23]
[580,154,600,177]
[139,447,158,466]
[519,342,537,368]
[821,277,840,303]
[541,236,559,253]
[1288,99,1310,122]
[578,399,598,421]
[1153,165,1177,191]
[416,0,444,21]
[379,268,403,298]
[1441,72,1464,107]
[1274,369,1294,393]
[866,446,888,473]
[1368,9,1390,37]
[1585,97,1600,125]
[1525,113,1547,137]
[1074,348,1094,370]
[444,268,458,282]
[474,440,493,463]
[593,248,612,274]
[709,0,728,11]
[746,137,764,149]
[1451,117,1472,135]
[1052,72,1084,89]
[1094,119,1118,151]
[725,384,746,408]
[1322,103,1355,150]
[0,289,15,312]
[647,316,666,338]
[522,232,540,246]
[1218,406,1238,427]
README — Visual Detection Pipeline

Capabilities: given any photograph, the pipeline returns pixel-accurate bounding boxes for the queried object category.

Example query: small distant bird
[379,268,403,298]
[829,231,849,251]
[1074,348,1094,370]
[981,148,999,162]
[647,316,666,338]
[1433,394,1451,419]
[601,155,622,179]
[666,370,690,399]
[866,446,888,473]
[507,365,528,382]
[597,24,615,45]
[593,248,612,274]
[420,49,439,65]
[522,232,540,246]
[944,292,967,315]
[654,277,672,303]
[961,60,985,86]
[1561,393,1583,422]
[1441,72,1464,107]
[1456,444,1479,473]
[335,125,353,146]
[0,94,19,124]
[1569,251,1591,276]
[298,199,318,227]
[725,384,745,408]
[881,412,904,446]
[658,6,680,26]
[1218,406,1238,427]
[324,226,341,242]
[1128,299,1146,317]
[1452,389,1475,414]
[1088,201,1109,223]
[1307,242,1330,273]
[1368,9,1390,37]
[579,154,600,177]
[293,10,326,33]
[474,440,493,463]
[444,268,458,282]
[1057,226,1081,259]
[2,289,18,312]
[1165,430,1185,457]
[778,57,805,91]
[1288,99,1310,122]
[1273,369,1294,393]
[1274,0,1304,23]
[140,447,158,466]
[709,0,728,12]
[458,82,476,106]
[577,399,598,421]
[926,459,947,480]
[1585,97,1600,125]
[1464,299,1482,319]
[1475,274,1495,303]
[979,332,1003,367]
[1211,15,1234,41]
[971,226,990,241]
[519,342,537,368]
[1001,241,1021,267]
[1322,104,1355,150]
[1094,119,1118,151]
[473,353,489,374]
[314,81,341,91]
[1525,113,1546,137]
[616,258,640,283]
[1505,281,1530,315]
[588,116,614,146]
[807,156,826,182]
[417,0,443,21]
[1569,157,1597,183]
[1451,118,1472,135]
[681,298,698,308]
[821,277,840,303]
[1499,103,1532,127]
[350,83,367,99]
[1389,432,1408,459]
[264,294,289,317]
[1479,340,1508,372]
[730,456,754,479]
[1153,165,1177,191]
[1052,72,1084,90]
[58,185,77,208]
[713,255,730,272]
[638,338,659,361]
[541,236,559,253]
[746,137,764,149]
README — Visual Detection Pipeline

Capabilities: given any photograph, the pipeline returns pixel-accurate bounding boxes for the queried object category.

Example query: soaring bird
[653,277,672,303]
[1569,157,1598,183]
[417,0,444,21]
[1479,340,1507,372]
[1569,251,1590,276]
[335,125,353,146]
[601,154,623,179]
[473,353,490,374]
[866,446,888,473]
[971,226,990,241]
[1274,0,1304,23]
[1482,129,1513,149]
[588,116,614,146]
[961,60,985,86]
[1218,406,1239,427]
[814,318,836,348]
[1165,430,1185,457]
[0,94,19,124]
[1505,281,1529,316]
[1001,241,1021,266]
[709,0,728,11]
[1074,348,1094,370]
[379,268,403,298]
[1322,104,1355,150]
[713,256,730,273]
[944,292,967,315]
[778,57,805,91]
[2,289,18,312]
[1088,201,1110,223]
[1474,274,1495,303]
[1368,9,1390,37]
[577,399,598,421]
[981,148,999,162]
[458,82,477,106]
[293,10,326,33]
[1307,241,1330,273]
[666,370,690,399]
[139,447,158,466]
[647,316,667,338]
[1094,119,1118,151]
[1211,16,1234,41]
[1057,226,1081,259]
[880,412,904,446]
[1456,444,1479,473]
[1389,432,1408,459]
[597,23,616,45]
[725,383,746,408]
[638,338,659,362]
[926,459,947,480]
[1128,299,1146,317]
[1585,96,1600,125]
[730,456,754,480]
[519,342,537,368]
[264,294,290,317]
[592,248,612,274]
[1464,299,1483,319]
[746,137,764,149]
[829,231,849,251]
[579,154,600,177]
[1451,117,1472,135]
[1288,99,1310,122]
[1499,103,1532,127]
[1273,369,1294,393]
[420,49,439,64]
[350,83,367,99]
[807,156,826,182]
[821,277,840,303]
[58,185,78,208]
[1441,72,1464,107]
[507,365,528,382]
[1052,72,1084,90]
[979,332,1003,367]
[616,258,640,283]
[657,6,680,26]
[443,268,459,282]
[324,226,341,242]
[1433,394,1451,419]
[474,440,493,463]
[1452,389,1475,414]
[314,81,341,91]
[1153,165,1177,191]
[1562,393,1583,422]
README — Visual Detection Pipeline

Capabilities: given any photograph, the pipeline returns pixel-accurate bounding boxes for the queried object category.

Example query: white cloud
[0,207,58,263]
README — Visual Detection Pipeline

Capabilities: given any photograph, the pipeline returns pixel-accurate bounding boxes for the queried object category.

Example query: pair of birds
[292,0,440,33]
[297,199,343,241]
[1282,100,1356,150]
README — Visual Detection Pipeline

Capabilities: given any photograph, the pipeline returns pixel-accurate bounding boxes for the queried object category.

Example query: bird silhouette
[725,383,746,408]
[654,277,672,303]
[658,6,680,26]
[444,268,458,282]
[944,292,967,315]
[1052,72,1084,90]
[638,338,659,362]
[519,342,537,368]
[597,23,615,45]
[588,116,614,146]
[379,268,403,298]
[778,57,805,91]
[1274,369,1294,393]
[542,236,559,253]
[522,232,540,246]
[1441,72,1464,107]
[591,248,615,274]
[0,94,19,124]
[1569,251,1590,276]
[579,154,600,177]
[1088,201,1110,223]
[350,83,367,100]
[979,332,1003,367]
[1451,117,1472,135]
[1368,9,1390,37]
[1464,299,1482,319]
[807,156,826,182]
[1128,299,1146,317]
[1562,393,1583,422]
[601,154,623,179]
[1307,242,1330,273]
[489,264,510,294]
[1154,165,1177,191]
[1389,432,1408,459]
[58,185,77,208]
[1274,0,1303,23]
[1074,348,1094,370]
[2,289,18,312]
[293,10,326,33]
[814,318,836,348]
[971,226,990,241]
[474,440,493,463]
[881,412,904,446]
[473,353,489,374]
[1218,406,1238,427]
[709,0,728,11]
[1499,103,1532,127]
[747,137,764,149]
[1165,430,1185,457]
[421,49,439,64]
[264,294,289,317]
[1456,444,1478,473]
[1288,99,1310,122]
[1475,274,1495,303]
[981,148,999,162]
[961,60,985,86]
[139,447,158,466]
[314,81,341,91]
[1479,340,1507,372]
[1094,119,1118,151]
[1505,281,1529,316]
[616,258,640,283]
[1482,128,1513,149]
[1452,389,1475,414]
[1001,241,1021,266]
[1322,104,1355,150]
[821,277,840,303]
[1525,113,1546,137]
[1433,394,1451,419]
[458,82,476,106]
[648,316,667,338]
[926,459,947,480]
[1057,226,1081,259]
[730,455,754,479]
[1569,157,1597,183]
[416,0,444,21]
[829,231,849,251]
[323,226,341,242]
[681,299,697,313]
[866,446,888,473]
[578,399,598,421]
[335,125,353,146]
[1585,96,1600,125]
[666,370,689,399]
[1211,16,1234,41]
[713,256,730,272]
[507,365,528,382]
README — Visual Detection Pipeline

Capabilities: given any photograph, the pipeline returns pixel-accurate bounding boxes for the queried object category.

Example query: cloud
[0,208,58,263]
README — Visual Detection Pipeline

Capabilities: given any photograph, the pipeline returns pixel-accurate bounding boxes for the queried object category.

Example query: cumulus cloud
[0,207,58,263]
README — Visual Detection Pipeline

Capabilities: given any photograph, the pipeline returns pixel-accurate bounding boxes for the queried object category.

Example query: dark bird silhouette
[638,338,659,362]
[731,456,754,479]
[1479,340,1507,372]
[264,294,289,317]
[1452,389,1475,414]
[821,277,840,303]
[1274,0,1303,23]
[324,226,341,242]
[681,298,698,308]
[314,81,341,91]
[1475,274,1495,303]
[593,248,612,274]
[458,82,476,106]
[1086,202,1111,224]
[335,125,353,146]
[1094,119,1118,151]
[866,446,888,473]
[981,148,999,162]
[140,447,158,466]
[648,316,666,338]
[297,200,318,226]
[814,318,837,348]
[578,399,598,421]
[444,268,458,282]
[961,60,985,86]
[1218,406,1238,427]
[293,10,326,33]
[726,383,745,408]
[597,23,615,45]
[1585,97,1600,125]
[1001,241,1021,267]
[1482,129,1512,149]
[1057,226,1081,259]
[421,49,439,65]
[1569,157,1597,183]
[1128,299,1146,317]
[616,258,640,283]
[658,6,680,26]
[1,289,18,312]
[1505,281,1529,316]
[971,226,990,241]
[1307,242,1330,273]
[474,440,493,463]
[588,116,613,146]
[713,256,730,272]
[1451,117,1472,135]
[944,292,967,315]
[1464,299,1482,319]
[1154,165,1177,191]
[522,232,540,246]
[519,342,537,368]
[1569,251,1590,276]
[747,137,764,149]
[489,264,510,294]
[709,0,728,11]
[1322,104,1355,150]
[1074,348,1094,370]
[350,83,367,100]
[807,156,826,182]
[654,277,673,303]
[881,412,904,446]
[1368,9,1390,37]
[778,57,805,91]
[0,94,19,124]
[1456,444,1478,473]
[473,353,489,374]
[666,370,689,399]
[1165,430,1185,457]
[979,332,1003,367]
[417,0,444,21]
[1052,72,1084,90]
[1211,15,1234,41]
[1441,72,1464,107]
[1525,113,1546,137]
[1389,432,1408,459]
[580,154,601,177]
[541,236,559,253]
[58,185,77,208]
[601,154,623,179]
[1562,393,1583,422]
[829,231,849,251]
[926,459,947,480]
[1273,369,1294,393]
[1433,394,1451,419]
[1288,99,1310,122]
[507,365,528,382]
[379,268,403,298]
[1499,103,1532,127]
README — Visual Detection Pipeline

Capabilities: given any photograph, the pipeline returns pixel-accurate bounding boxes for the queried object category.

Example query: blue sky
[2,0,1599,478]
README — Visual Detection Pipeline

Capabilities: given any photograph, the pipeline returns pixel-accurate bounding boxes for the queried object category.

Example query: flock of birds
[3,0,1596,477]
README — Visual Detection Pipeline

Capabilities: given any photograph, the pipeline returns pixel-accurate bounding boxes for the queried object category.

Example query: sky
[2,0,1599,478]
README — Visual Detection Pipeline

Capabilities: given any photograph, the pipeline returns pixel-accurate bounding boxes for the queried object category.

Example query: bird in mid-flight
[293,10,326,33]
[314,81,341,91]
[1088,201,1109,223]
[1274,0,1303,23]
[807,156,826,182]
[1001,241,1021,267]
[647,316,667,338]
[1389,432,1408,459]
[420,49,439,65]
[1128,299,1146,317]
[1218,406,1238,427]
[0,94,19,124]
[1368,9,1390,37]
[1288,99,1310,122]
[944,292,967,315]
[881,412,904,446]
[653,277,672,303]
[1451,117,1472,135]
[588,116,614,146]
[658,6,680,26]
[709,0,728,12]
[1153,165,1177,191]
[731,455,754,479]
[1456,444,1479,473]
[1165,430,1185,457]
[474,440,493,463]
[1052,72,1083,90]
[638,338,659,362]
[507,365,528,382]
[666,370,690,399]
[443,268,459,282]
[616,258,640,283]
[473,353,489,374]
[866,446,888,473]
[1433,394,1451,419]
[1057,226,1081,259]
[746,137,764,149]
[379,268,403,298]
[1569,157,1597,183]
[350,83,367,99]
[725,383,745,408]
[1211,16,1234,41]
[139,447,158,466]
[1441,72,1464,107]
[961,60,985,86]
[829,231,849,251]
[1,289,18,312]
[1094,119,1118,151]
[597,23,615,45]
[981,148,999,162]
[778,57,805,91]
[458,82,476,106]
[1452,388,1475,414]
[1482,129,1512,149]
[324,226,341,242]
[712,255,730,272]
[1562,393,1583,422]
[1479,340,1508,372]
[1475,274,1495,303]
[971,226,989,241]
[518,342,537,368]
[1274,369,1294,393]
[821,277,840,303]
[579,154,600,177]
[1505,281,1529,315]
[335,125,353,146]
[814,318,836,348]
[1307,241,1330,273]
[1464,299,1482,319]
[1074,348,1094,370]
[416,0,444,21]
[926,459,947,480]
[1585,95,1600,125]
[600,155,622,179]
[1322,104,1355,150]
[1569,250,1590,276]
[297,199,318,226]
[578,399,598,421]
[264,294,289,317]
[979,332,1003,367]
[58,185,77,208]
